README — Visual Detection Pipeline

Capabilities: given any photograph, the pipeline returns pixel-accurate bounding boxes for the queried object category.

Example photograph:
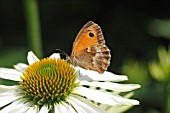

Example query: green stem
[23,0,42,58]
[165,82,170,113]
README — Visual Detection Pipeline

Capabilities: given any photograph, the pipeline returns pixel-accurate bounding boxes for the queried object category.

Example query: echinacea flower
[0,51,140,113]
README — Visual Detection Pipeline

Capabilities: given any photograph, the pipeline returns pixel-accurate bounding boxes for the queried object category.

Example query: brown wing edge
[72,21,105,50]
[87,44,111,74]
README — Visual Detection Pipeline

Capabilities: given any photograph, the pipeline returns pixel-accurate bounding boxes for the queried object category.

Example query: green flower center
[19,58,78,106]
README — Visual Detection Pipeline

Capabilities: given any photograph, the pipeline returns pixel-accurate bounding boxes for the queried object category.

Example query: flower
[0,51,140,113]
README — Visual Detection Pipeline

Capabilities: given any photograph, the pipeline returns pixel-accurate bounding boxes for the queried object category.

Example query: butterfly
[69,21,111,74]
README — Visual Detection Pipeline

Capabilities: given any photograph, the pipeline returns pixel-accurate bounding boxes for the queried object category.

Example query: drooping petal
[0,68,22,81]
[15,107,30,113]
[76,67,128,82]
[39,105,49,113]
[0,93,20,108]
[4,100,31,113]
[67,97,90,113]
[0,85,20,107]
[74,87,139,106]
[54,105,60,113]
[14,63,28,72]
[49,53,61,59]
[55,103,67,113]
[27,51,39,65]
[61,102,77,113]
[104,105,133,113]
[80,81,141,92]
[0,99,29,113]
[0,85,17,93]
[26,106,38,113]
[55,102,76,113]
[67,95,106,113]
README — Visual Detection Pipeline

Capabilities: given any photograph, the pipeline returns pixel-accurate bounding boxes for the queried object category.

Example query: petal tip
[50,53,61,59]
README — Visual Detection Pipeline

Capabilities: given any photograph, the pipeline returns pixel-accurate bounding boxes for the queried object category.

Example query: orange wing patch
[72,30,98,53]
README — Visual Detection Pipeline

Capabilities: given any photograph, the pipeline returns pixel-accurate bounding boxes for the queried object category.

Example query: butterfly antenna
[55,49,71,62]
[55,49,68,56]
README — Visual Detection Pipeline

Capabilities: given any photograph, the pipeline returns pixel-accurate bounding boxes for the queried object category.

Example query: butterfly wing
[71,21,111,74]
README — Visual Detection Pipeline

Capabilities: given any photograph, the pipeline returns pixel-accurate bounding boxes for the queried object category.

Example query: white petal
[67,95,106,113]
[67,98,88,113]
[6,100,30,113]
[39,105,49,113]
[74,87,139,106]
[26,106,38,113]
[69,95,106,113]
[80,81,141,92]
[27,51,39,65]
[55,102,76,113]
[0,68,22,81]
[106,105,133,113]
[49,53,60,59]
[55,103,67,113]
[98,102,133,113]
[16,107,30,113]
[66,98,88,113]
[0,85,17,93]
[0,94,19,108]
[14,63,28,72]
[61,102,77,113]
[0,99,28,113]
[0,85,21,107]
[0,100,18,113]
[54,105,60,113]
[76,67,128,82]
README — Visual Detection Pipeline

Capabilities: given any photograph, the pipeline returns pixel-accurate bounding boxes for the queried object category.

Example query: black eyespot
[89,32,94,37]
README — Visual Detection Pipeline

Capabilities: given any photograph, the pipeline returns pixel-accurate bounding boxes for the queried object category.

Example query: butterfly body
[71,21,111,74]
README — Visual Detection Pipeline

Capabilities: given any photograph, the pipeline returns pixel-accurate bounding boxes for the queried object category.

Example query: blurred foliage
[148,45,170,113]
[149,45,170,82]
[122,58,149,87]
[122,58,164,113]
[0,48,27,67]
[148,19,170,39]
[122,31,170,113]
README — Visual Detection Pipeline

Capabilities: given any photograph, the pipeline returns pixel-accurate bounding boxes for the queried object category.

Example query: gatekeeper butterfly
[70,21,111,74]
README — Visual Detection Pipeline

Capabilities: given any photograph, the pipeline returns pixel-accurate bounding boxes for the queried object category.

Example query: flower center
[19,58,78,106]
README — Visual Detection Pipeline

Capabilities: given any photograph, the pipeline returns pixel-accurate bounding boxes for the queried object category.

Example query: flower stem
[23,0,42,58]
[165,82,170,113]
